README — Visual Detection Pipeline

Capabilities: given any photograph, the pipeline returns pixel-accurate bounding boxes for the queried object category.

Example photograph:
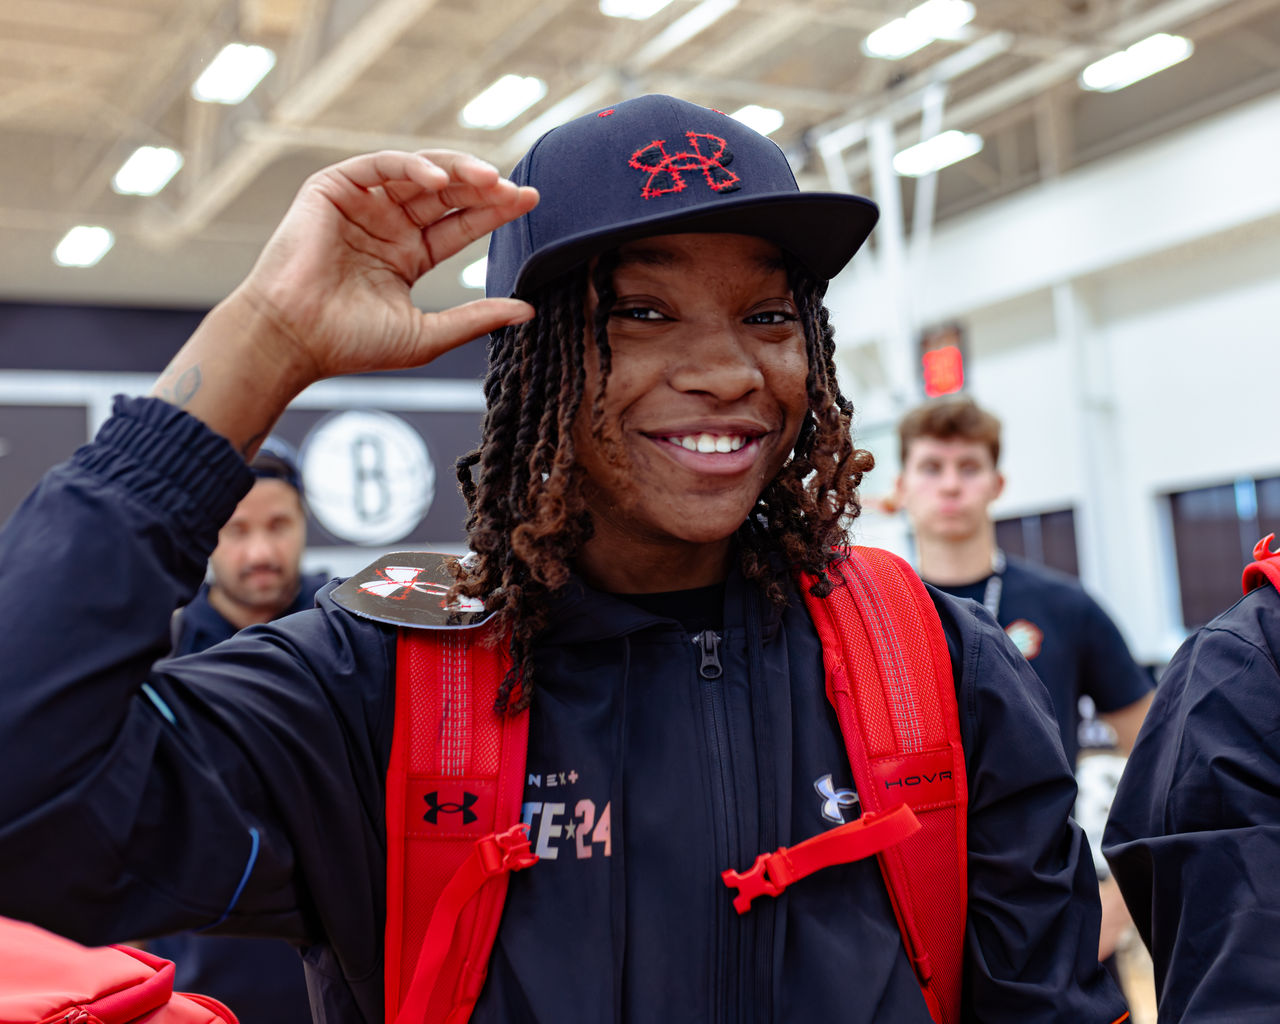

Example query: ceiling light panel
[192,43,277,105]
[599,0,675,19]
[460,75,548,130]
[893,130,984,176]
[730,105,784,137]
[53,226,115,268]
[1079,33,1194,93]
[460,256,487,290]
[112,146,184,196]
[863,0,974,60]
[912,0,976,39]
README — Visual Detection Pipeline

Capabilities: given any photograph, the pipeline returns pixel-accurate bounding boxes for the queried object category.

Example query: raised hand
[152,149,538,453]
[240,149,538,378]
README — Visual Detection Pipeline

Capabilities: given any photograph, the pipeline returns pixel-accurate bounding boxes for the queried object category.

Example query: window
[994,508,1079,577]
[1168,475,1280,628]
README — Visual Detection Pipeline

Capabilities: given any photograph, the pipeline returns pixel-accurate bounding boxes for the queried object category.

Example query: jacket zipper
[696,629,723,680]
[694,629,736,1024]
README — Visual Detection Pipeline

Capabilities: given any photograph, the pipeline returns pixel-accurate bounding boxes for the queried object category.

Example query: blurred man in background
[169,436,326,652]
[152,436,326,1024]
[894,395,1154,968]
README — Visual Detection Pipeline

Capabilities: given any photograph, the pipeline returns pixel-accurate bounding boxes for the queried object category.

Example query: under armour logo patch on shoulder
[629,132,741,199]
[360,565,434,600]
[333,552,493,629]
[359,566,484,612]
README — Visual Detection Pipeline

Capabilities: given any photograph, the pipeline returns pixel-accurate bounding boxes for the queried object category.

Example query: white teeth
[671,433,747,453]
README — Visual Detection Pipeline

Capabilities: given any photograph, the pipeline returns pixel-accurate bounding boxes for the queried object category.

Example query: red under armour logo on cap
[628,132,741,199]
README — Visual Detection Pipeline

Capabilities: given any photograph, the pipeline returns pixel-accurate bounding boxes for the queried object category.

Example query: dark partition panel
[0,405,90,527]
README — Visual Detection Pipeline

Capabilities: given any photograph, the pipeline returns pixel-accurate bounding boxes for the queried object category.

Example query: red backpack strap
[799,546,967,1024]
[385,626,533,1024]
[1242,533,1280,594]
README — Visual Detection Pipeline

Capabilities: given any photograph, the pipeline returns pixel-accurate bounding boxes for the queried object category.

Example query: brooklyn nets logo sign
[299,409,435,545]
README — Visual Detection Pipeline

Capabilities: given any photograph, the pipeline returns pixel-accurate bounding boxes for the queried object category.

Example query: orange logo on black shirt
[1005,619,1044,660]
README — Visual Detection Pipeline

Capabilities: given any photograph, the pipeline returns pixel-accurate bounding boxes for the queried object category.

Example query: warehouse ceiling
[2,0,1278,316]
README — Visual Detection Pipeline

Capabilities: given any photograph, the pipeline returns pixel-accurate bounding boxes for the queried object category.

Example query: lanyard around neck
[982,548,1007,621]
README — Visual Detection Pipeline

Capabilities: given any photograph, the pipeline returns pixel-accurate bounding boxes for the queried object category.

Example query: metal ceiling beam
[813,31,1016,158]
[631,0,740,67]
[147,0,443,245]
[687,6,810,75]
[499,74,627,165]
[499,0,747,165]
[59,0,229,202]
[275,0,438,123]
[239,121,482,156]
[815,0,1254,191]
[0,80,99,124]
[643,73,862,113]
[393,0,580,138]
[1033,82,1076,179]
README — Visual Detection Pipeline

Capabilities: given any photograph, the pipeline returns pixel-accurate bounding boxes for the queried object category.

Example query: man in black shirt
[894,395,1153,964]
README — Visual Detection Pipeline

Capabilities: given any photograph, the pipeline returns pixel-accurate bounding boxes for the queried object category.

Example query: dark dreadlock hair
[454,250,875,713]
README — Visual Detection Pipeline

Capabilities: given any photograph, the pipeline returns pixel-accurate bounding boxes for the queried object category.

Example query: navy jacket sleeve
[1104,585,1280,1023]
[933,592,1127,1023]
[0,397,396,965]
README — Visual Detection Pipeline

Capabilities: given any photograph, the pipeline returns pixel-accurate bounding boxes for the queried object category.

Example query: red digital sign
[922,344,964,396]
[919,323,967,397]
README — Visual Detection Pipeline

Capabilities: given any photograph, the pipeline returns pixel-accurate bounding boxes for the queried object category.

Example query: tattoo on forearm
[239,430,268,459]
[155,365,202,407]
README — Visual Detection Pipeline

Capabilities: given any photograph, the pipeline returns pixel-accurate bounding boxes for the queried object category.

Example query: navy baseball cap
[486,94,879,300]
[251,435,303,498]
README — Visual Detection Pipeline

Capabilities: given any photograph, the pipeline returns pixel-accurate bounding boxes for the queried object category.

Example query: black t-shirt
[929,556,1151,765]
[615,582,726,634]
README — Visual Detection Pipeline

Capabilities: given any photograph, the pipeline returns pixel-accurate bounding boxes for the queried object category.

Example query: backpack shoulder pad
[331,551,495,630]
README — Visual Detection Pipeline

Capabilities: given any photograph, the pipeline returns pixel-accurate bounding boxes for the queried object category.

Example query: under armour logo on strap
[814,774,860,824]
[629,132,741,199]
[423,790,479,825]
[359,566,435,600]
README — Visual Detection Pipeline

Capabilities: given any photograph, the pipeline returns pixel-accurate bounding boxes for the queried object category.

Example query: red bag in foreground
[0,917,239,1024]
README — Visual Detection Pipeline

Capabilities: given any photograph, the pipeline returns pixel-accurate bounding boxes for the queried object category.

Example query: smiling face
[571,232,810,591]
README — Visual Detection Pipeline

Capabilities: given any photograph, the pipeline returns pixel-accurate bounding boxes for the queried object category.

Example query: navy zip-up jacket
[1104,582,1280,1022]
[147,572,331,1024]
[0,397,1126,1024]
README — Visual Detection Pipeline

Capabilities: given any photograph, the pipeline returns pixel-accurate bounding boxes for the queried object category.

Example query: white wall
[832,90,1280,664]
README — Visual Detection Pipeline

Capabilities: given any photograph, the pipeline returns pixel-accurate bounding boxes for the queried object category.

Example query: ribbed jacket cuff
[74,395,255,540]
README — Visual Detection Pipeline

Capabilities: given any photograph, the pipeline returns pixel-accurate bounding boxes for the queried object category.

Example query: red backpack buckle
[476,822,538,877]
[1242,533,1280,595]
[721,849,798,914]
[722,805,922,916]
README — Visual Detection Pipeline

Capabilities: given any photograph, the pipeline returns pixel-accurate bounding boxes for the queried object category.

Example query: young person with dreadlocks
[0,96,1126,1024]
